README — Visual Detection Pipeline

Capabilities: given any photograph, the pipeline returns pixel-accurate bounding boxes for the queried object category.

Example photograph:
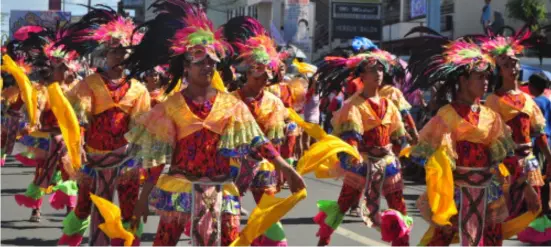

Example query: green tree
[506,0,547,27]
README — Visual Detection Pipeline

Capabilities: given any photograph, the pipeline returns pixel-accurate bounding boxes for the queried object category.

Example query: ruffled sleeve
[486,110,515,165]
[331,98,364,142]
[218,100,269,158]
[259,92,288,144]
[411,108,454,163]
[380,86,412,114]
[128,85,151,123]
[125,102,176,168]
[388,101,406,139]
[66,80,94,126]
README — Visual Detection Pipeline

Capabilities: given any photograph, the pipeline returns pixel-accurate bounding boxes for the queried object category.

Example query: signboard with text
[331,1,382,41]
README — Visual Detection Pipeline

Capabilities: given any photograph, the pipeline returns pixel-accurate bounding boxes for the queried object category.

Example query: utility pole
[88,0,92,13]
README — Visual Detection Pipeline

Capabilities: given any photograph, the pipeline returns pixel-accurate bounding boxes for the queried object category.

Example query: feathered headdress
[170,11,230,63]
[315,49,397,96]
[13,25,81,72]
[222,16,279,78]
[235,35,280,78]
[428,40,495,81]
[405,26,494,93]
[2,40,33,74]
[123,0,231,94]
[480,36,527,58]
[56,5,142,58]
[351,36,378,53]
[85,16,143,47]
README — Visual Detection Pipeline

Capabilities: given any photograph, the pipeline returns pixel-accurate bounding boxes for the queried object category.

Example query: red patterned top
[40,109,59,130]
[451,102,489,168]
[362,98,391,148]
[85,81,131,151]
[169,93,280,178]
[496,92,531,144]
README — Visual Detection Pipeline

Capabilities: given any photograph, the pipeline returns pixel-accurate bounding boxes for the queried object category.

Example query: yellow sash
[230,189,307,246]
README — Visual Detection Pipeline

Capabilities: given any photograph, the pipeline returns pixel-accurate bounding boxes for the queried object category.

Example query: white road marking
[334,227,389,246]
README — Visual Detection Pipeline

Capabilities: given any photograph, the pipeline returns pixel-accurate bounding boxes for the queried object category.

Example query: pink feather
[14,26,44,41]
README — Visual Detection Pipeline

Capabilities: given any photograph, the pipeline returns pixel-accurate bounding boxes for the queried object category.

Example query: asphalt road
[1,156,526,246]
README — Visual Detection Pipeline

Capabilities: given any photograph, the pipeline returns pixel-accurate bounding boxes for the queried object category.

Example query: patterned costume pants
[33,134,69,190]
[335,176,408,246]
[153,214,240,246]
[427,223,503,246]
[73,168,140,246]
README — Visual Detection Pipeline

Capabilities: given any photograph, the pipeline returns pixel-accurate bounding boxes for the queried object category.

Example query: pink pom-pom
[14,194,43,209]
[49,190,77,210]
[380,209,412,243]
[58,233,83,246]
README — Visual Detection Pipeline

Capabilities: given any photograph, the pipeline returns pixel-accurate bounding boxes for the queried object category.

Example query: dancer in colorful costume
[265,53,308,168]
[0,47,34,167]
[406,28,520,246]
[222,16,293,246]
[143,65,169,106]
[313,49,411,246]
[480,31,551,245]
[121,1,305,246]
[348,37,419,146]
[2,25,81,222]
[56,6,149,246]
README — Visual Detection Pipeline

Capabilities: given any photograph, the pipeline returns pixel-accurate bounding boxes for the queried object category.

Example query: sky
[1,0,119,40]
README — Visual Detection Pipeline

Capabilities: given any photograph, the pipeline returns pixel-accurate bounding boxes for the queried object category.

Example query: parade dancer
[481,32,551,244]
[406,30,516,246]
[223,16,293,246]
[2,25,81,222]
[313,49,411,246]
[143,65,169,107]
[265,55,308,169]
[122,2,305,245]
[347,38,419,146]
[1,55,33,167]
[56,6,149,246]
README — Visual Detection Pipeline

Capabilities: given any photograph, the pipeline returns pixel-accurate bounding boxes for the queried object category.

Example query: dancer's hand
[524,184,542,213]
[281,164,306,193]
[131,196,149,229]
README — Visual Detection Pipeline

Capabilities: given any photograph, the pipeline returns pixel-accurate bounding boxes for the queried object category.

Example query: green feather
[186,30,215,46]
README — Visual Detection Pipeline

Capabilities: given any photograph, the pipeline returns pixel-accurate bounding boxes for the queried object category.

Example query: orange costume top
[485,90,546,187]
[67,73,150,152]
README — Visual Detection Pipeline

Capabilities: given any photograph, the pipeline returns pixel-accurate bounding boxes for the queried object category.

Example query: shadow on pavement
[1,188,26,196]
[1,238,59,246]
[0,171,35,176]
[403,194,419,201]
[239,216,364,226]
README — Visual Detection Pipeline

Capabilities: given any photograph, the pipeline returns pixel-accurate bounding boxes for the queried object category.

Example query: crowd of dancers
[1,0,551,246]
